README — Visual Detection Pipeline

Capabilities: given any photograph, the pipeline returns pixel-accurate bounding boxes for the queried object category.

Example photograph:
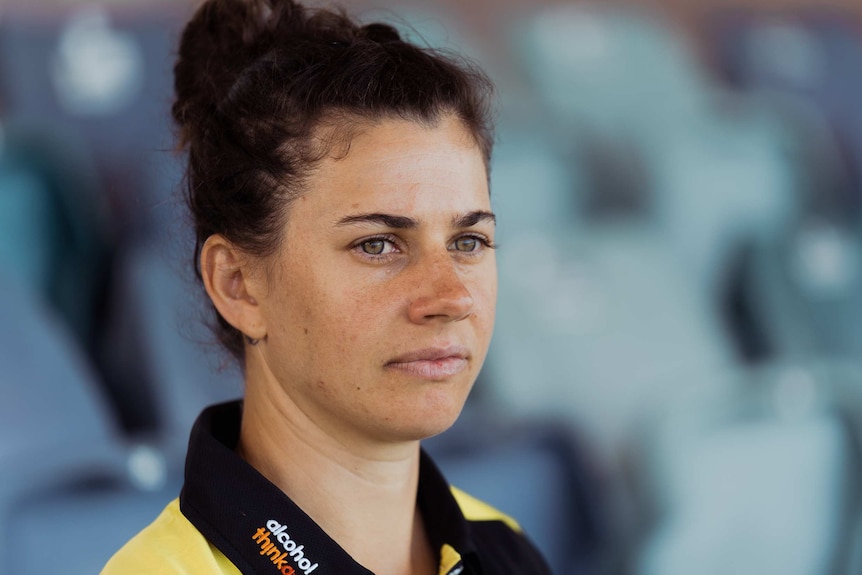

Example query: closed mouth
[385,346,469,379]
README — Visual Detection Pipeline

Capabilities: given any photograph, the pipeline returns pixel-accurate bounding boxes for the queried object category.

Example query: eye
[450,234,495,254]
[454,236,479,252]
[354,236,399,257]
[361,239,387,255]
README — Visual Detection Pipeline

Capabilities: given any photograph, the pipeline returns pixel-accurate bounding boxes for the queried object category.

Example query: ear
[200,234,268,342]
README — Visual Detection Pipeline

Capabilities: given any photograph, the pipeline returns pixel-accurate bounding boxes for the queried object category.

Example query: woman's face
[253,115,496,445]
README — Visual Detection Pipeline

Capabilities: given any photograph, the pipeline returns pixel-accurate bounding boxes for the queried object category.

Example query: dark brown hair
[172,0,496,361]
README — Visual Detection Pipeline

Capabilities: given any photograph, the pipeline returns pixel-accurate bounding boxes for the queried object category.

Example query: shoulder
[450,486,521,531]
[450,487,553,574]
[100,499,241,575]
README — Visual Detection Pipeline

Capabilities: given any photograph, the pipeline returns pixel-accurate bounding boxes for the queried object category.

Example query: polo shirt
[102,401,552,574]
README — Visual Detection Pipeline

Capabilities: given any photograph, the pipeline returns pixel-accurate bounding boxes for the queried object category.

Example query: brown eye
[361,239,386,255]
[454,237,479,252]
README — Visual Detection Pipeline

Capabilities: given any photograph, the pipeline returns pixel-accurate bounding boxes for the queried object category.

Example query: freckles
[315,379,335,399]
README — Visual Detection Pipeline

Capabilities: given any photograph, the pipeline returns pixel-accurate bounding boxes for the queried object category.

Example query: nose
[407,253,474,324]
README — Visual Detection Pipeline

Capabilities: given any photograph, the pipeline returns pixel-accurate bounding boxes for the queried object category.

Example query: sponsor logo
[252,520,319,575]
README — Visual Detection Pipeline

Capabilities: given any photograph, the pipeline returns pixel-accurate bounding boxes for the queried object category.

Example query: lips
[385,345,469,379]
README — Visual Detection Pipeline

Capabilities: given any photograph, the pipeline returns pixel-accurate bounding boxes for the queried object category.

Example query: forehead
[313,112,488,165]
[298,116,491,219]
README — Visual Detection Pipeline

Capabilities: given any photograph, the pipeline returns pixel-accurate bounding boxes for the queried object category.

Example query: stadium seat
[0,276,130,569]
[516,4,710,142]
[490,125,586,238]
[710,10,862,218]
[488,224,736,467]
[645,106,801,298]
[633,360,862,575]
[745,215,862,360]
[0,124,111,349]
[6,477,181,575]
[0,7,181,237]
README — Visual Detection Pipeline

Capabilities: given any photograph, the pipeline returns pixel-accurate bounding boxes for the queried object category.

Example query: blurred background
[3,0,862,573]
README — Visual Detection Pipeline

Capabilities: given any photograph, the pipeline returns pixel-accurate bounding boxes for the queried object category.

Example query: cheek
[339,265,406,321]
[306,281,393,360]
[469,263,498,321]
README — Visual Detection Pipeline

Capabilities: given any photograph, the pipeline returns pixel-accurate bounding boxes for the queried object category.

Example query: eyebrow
[454,210,496,228]
[336,213,417,228]
[335,210,496,229]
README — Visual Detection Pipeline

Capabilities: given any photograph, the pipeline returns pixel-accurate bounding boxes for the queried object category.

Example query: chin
[386,420,459,444]
[395,395,469,442]
[367,374,475,442]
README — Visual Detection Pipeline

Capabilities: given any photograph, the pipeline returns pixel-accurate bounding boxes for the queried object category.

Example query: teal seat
[0,160,58,295]
[633,360,862,575]
[0,275,131,570]
[0,126,111,350]
[517,4,711,143]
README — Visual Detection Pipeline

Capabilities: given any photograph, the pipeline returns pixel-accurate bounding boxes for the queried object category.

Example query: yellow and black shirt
[102,401,552,575]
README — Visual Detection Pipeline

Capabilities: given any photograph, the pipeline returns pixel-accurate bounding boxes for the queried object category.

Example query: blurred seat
[0,147,57,296]
[0,275,124,488]
[487,224,736,470]
[712,11,862,116]
[514,4,806,316]
[489,125,585,239]
[6,478,181,575]
[703,13,862,363]
[0,124,111,350]
[0,7,182,238]
[517,4,711,144]
[644,105,802,299]
[633,360,862,575]
[710,11,862,217]
[744,215,862,361]
[0,275,143,570]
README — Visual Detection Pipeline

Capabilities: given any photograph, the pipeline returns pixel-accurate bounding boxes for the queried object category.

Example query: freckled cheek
[312,292,388,365]
[341,281,400,325]
[469,280,497,343]
[468,270,497,312]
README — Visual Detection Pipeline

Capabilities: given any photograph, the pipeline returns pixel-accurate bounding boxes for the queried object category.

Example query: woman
[102,0,551,573]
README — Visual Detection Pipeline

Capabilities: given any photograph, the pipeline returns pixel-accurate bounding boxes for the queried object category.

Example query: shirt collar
[179,400,478,575]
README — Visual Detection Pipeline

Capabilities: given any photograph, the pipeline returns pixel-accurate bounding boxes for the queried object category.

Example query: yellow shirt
[102,401,549,575]
[101,488,519,575]
[101,499,240,575]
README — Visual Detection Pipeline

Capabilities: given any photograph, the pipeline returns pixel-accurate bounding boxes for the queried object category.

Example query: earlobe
[200,235,267,341]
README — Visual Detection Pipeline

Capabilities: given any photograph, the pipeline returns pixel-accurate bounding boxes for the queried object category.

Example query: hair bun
[172,0,304,143]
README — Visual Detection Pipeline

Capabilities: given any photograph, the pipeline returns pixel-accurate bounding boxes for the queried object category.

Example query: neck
[239,363,436,575]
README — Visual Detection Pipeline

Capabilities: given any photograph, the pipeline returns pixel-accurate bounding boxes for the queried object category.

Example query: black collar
[179,401,478,575]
